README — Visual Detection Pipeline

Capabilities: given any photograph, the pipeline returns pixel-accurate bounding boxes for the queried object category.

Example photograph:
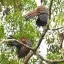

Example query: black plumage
[36,13,48,26]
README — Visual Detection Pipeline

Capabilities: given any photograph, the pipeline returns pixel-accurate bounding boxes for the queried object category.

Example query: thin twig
[49,26,63,31]
[1,39,34,51]
[36,53,64,63]
[49,0,54,19]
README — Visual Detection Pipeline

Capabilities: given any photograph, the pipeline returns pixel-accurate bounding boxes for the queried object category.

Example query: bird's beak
[24,9,38,20]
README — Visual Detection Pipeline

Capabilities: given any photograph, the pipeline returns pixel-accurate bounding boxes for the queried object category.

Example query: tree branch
[36,53,64,63]
[49,26,63,31]
[23,26,49,63]
[1,39,34,51]
[34,0,54,51]
[24,0,54,63]
[24,51,33,64]
[0,0,54,64]
[34,26,49,51]
[49,0,54,19]
[0,39,34,64]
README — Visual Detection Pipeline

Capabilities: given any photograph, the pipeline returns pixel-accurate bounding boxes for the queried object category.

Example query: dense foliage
[0,0,64,64]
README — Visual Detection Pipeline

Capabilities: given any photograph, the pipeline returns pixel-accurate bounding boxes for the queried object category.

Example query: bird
[7,36,32,58]
[24,0,49,26]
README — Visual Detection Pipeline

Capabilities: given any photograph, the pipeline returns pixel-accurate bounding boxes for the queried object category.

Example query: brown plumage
[7,36,32,58]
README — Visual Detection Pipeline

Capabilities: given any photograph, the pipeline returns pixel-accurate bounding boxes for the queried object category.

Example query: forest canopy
[0,0,64,64]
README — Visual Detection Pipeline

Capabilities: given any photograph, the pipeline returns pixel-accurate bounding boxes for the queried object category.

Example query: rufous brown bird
[24,0,49,26]
[7,36,32,58]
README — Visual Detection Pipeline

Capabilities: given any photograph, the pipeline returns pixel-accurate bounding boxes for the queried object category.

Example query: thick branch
[34,26,49,51]
[24,21,49,64]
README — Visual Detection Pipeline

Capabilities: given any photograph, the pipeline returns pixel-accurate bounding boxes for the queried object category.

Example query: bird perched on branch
[7,36,32,58]
[24,0,49,26]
